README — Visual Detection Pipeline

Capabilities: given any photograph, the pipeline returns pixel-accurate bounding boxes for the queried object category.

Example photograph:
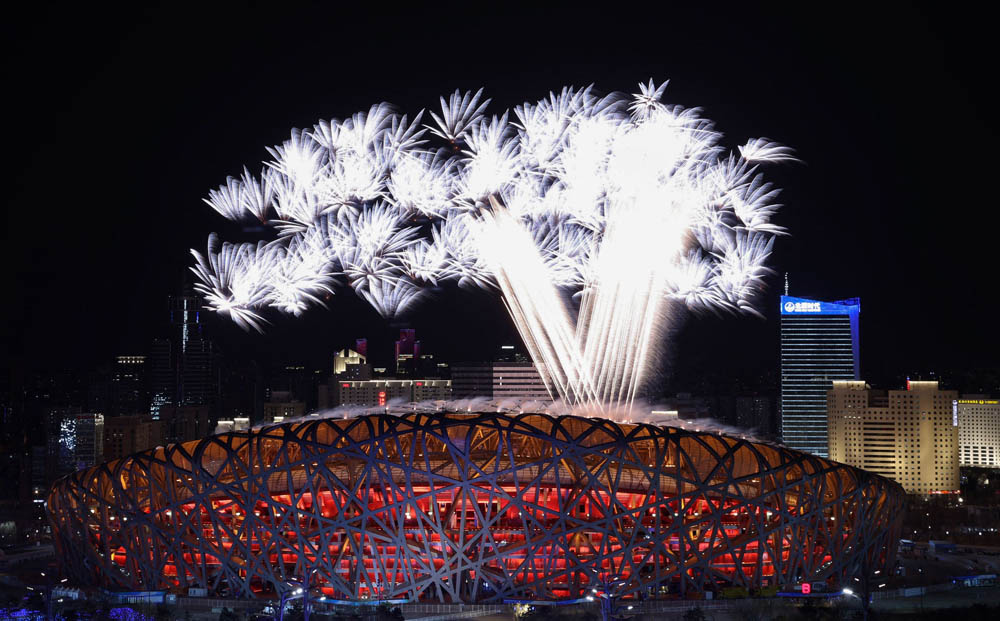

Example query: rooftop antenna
[784,272,789,296]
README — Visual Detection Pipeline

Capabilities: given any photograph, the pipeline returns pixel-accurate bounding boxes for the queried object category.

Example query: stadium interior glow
[48,412,903,602]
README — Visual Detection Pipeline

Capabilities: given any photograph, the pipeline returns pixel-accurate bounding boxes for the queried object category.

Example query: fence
[401,602,509,619]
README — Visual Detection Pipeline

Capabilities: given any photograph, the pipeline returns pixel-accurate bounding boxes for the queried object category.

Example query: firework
[192,80,792,411]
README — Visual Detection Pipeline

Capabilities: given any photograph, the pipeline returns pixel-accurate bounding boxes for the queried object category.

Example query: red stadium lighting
[47,412,904,603]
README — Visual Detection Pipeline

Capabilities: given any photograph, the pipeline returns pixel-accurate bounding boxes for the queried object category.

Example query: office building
[780,295,860,457]
[74,413,104,470]
[492,362,550,401]
[148,339,173,420]
[828,380,958,494]
[335,379,451,407]
[451,363,550,402]
[333,348,371,380]
[451,364,494,398]
[158,404,214,445]
[451,346,550,402]
[104,415,162,461]
[110,355,147,416]
[395,329,421,377]
[149,291,217,419]
[263,391,307,423]
[957,396,1000,467]
[46,407,82,478]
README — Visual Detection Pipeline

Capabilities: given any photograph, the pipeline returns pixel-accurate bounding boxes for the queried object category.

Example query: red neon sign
[801,582,811,594]
[378,391,387,406]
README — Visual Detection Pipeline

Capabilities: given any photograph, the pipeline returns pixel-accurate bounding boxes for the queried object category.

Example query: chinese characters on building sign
[784,301,822,313]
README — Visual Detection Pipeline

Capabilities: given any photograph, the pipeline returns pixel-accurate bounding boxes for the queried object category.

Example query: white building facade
[828,380,958,494]
[957,397,1000,468]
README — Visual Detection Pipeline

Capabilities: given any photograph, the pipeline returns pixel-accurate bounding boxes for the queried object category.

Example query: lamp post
[277,586,302,621]
[303,568,320,621]
[588,576,628,621]
[842,587,870,621]
[277,568,321,621]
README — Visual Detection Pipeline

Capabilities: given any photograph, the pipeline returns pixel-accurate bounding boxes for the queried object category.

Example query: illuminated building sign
[958,399,1000,405]
[953,400,959,427]
[784,301,820,313]
[378,391,387,406]
[780,296,860,316]
[801,582,811,594]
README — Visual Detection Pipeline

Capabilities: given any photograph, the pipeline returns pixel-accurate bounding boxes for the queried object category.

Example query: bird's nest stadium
[47,412,904,602]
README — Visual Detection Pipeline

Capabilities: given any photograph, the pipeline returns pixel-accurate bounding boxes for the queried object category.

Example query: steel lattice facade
[47,412,904,602]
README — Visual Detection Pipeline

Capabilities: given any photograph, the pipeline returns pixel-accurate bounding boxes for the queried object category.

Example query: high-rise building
[172,293,215,408]
[148,339,173,420]
[827,380,958,494]
[149,292,217,419]
[394,329,421,377]
[110,355,147,416]
[46,406,82,479]
[956,396,1000,467]
[74,413,104,470]
[780,295,860,457]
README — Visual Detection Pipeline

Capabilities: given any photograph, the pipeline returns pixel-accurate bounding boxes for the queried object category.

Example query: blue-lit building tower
[780,296,860,457]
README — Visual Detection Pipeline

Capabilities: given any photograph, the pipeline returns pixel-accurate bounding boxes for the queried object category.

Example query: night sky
[4,4,997,391]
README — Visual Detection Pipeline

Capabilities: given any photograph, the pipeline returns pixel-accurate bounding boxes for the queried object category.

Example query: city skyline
[3,5,998,390]
[4,6,1000,616]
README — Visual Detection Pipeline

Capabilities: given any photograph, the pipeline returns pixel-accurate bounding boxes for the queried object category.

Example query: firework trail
[192,80,792,412]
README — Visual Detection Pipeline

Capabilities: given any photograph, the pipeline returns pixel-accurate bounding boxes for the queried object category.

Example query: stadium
[47,411,904,602]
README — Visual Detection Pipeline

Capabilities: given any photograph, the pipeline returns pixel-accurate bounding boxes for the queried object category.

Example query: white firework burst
[192,80,793,412]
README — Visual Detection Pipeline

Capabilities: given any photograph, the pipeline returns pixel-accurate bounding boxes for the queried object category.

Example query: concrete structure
[828,380,959,494]
[957,396,1000,467]
[780,295,860,457]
